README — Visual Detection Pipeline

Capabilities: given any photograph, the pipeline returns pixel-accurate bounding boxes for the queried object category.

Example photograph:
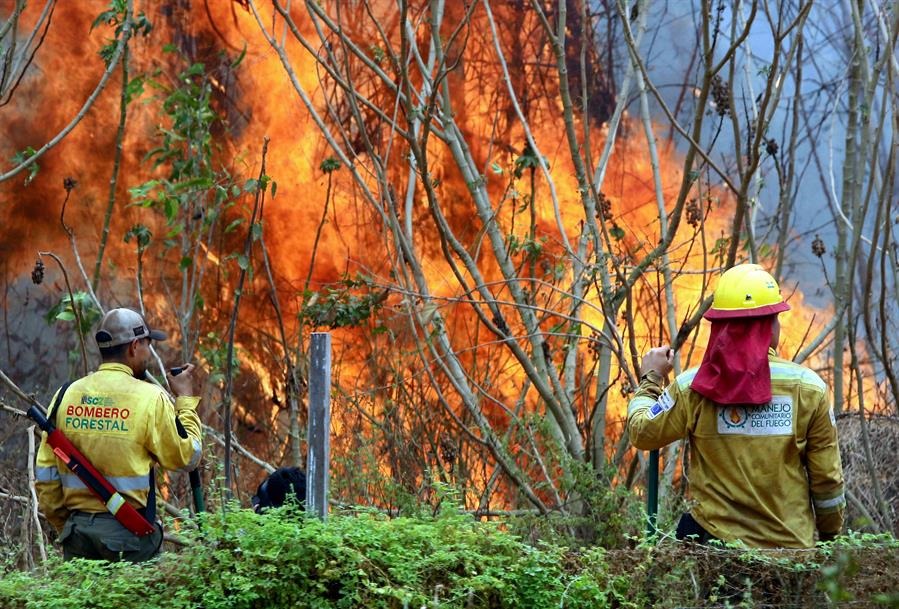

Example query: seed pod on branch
[812,234,826,258]
[711,75,731,117]
[596,191,612,220]
[31,259,44,285]
[686,198,702,228]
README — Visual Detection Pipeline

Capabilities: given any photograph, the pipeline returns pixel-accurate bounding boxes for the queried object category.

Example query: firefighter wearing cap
[35,308,202,562]
[627,264,845,548]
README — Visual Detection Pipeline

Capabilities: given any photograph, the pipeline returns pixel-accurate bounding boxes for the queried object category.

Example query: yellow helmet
[705,264,791,320]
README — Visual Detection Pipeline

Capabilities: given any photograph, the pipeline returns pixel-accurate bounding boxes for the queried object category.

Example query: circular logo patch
[719,405,748,428]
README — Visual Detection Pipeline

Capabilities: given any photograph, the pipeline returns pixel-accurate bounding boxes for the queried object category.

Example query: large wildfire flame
[0,2,864,510]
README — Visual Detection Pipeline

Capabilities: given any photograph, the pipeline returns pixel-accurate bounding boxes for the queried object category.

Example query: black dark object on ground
[252,467,307,513]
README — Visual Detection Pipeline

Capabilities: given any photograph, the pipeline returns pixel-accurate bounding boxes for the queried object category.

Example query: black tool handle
[26,406,52,433]
[189,469,205,513]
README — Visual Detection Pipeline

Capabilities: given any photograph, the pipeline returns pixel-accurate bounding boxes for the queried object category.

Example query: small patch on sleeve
[829,406,836,427]
[647,389,675,419]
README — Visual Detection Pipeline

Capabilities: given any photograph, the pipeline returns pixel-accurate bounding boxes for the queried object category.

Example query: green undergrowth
[0,508,896,608]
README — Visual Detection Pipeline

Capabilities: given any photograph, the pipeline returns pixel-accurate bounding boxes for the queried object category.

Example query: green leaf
[610,225,625,241]
[270,181,277,199]
[128,180,157,201]
[320,157,341,173]
[125,76,145,103]
[163,197,178,223]
[179,256,193,270]
[237,254,249,270]
[230,44,247,68]
[367,44,386,63]
[91,11,115,31]
[548,321,565,335]
[11,146,39,186]
[55,311,76,322]
[173,176,213,192]
[124,224,152,250]
[251,223,263,241]
[185,62,206,77]
[225,218,243,233]
[133,12,152,38]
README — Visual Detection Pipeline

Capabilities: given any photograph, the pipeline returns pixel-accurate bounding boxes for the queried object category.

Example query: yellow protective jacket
[628,349,844,548]
[35,363,202,532]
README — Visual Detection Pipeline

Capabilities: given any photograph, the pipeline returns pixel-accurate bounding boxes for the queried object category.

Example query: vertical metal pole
[647,448,659,536]
[307,332,331,520]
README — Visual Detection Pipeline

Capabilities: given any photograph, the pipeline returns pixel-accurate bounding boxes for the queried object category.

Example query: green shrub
[0,508,599,609]
[1,510,897,609]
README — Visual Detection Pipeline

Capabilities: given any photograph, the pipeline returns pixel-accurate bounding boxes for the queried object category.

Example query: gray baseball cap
[95,308,167,348]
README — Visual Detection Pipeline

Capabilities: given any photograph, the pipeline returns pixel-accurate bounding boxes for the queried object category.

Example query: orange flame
[0,2,873,511]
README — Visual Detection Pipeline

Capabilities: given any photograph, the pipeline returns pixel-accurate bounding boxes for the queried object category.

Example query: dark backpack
[251,467,307,513]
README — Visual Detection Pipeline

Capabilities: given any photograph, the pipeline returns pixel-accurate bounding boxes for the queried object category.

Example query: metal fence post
[307,332,331,520]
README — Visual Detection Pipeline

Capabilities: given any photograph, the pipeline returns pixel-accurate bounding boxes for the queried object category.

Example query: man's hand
[168,363,197,397]
[641,346,674,379]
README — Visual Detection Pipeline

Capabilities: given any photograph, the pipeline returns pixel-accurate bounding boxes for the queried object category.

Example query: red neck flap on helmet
[690,316,775,405]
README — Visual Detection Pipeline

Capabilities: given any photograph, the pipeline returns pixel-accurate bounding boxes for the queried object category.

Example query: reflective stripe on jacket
[36,363,202,532]
[627,349,844,548]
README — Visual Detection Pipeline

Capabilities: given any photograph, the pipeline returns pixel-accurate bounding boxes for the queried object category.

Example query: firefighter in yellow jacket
[35,308,202,561]
[628,264,844,548]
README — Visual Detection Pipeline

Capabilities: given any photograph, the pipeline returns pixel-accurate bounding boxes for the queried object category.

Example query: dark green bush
[0,508,593,609]
[0,509,896,609]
